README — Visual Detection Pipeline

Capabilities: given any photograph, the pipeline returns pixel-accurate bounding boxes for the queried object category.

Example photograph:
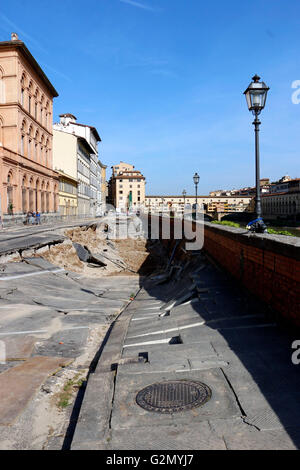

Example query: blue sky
[0,0,300,195]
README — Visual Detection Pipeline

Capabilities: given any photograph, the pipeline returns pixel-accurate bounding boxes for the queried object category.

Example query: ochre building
[0,33,59,221]
[108,162,146,212]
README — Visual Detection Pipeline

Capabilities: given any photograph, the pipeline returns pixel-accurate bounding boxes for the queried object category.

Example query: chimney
[11,33,19,41]
[59,113,77,126]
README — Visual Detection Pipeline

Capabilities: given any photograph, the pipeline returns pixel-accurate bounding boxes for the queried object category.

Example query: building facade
[77,137,93,216]
[108,162,146,212]
[262,191,300,219]
[52,129,78,216]
[97,160,107,215]
[260,177,300,219]
[53,113,104,217]
[0,33,59,221]
[57,171,77,216]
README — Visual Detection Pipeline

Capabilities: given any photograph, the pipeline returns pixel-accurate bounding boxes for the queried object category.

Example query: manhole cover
[136,380,211,413]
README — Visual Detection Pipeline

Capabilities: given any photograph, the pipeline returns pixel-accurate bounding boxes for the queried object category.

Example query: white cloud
[120,0,158,12]
[0,13,47,54]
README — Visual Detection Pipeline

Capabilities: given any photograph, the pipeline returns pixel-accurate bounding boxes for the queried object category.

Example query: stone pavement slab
[33,328,90,358]
[110,369,240,430]
[0,356,72,425]
[223,427,300,450]
[106,422,226,450]
[0,233,66,256]
[1,335,36,360]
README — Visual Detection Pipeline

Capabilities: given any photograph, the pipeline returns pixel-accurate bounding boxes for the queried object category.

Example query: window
[21,88,24,106]
[35,102,37,119]
[119,190,123,194]
[28,96,31,114]
[21,135,24,155]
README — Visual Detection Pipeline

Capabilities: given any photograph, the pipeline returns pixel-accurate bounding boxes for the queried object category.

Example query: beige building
[145,195,253,214]
[53,113,102,217]
[108,162,146,212]
[99,161,107,212]
[0,33,59,222]
[52,129,78,216]
[262,191,300,218]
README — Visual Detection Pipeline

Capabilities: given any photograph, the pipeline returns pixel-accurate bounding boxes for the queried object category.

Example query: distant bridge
[206,210,255,222]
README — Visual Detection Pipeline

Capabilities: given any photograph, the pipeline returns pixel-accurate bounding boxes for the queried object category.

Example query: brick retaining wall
[203,223,300,327]
[148,215,300,327]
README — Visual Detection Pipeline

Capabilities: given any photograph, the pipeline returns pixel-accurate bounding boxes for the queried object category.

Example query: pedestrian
[36,211,41,225]
[31,211,36,225]
[27,211,32,225]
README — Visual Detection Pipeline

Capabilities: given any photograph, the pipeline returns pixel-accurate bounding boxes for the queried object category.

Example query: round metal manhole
[136,380,211,413]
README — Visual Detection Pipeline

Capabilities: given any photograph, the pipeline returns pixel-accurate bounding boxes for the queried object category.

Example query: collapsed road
[0,216,162,450]
[0,215,299,450]
[70,247,300,451]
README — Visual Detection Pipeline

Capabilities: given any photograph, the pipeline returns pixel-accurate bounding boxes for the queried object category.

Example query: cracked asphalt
[0,220,141,449]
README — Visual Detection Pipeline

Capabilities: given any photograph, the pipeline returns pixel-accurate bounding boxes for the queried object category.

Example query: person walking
[26,211,32,225]
[35,211,41,225]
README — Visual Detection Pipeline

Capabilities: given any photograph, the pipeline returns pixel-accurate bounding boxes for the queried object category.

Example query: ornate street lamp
[182,189,187,213]
[244,75,269,233]
[193,173,200,212]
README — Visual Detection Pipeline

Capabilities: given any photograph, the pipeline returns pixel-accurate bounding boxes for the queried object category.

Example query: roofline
[59,113,77,119]
[72,122,101,142]
[0,40,59,97]
[262,190,300,197]
[77,136,95,154]
[53,128,77,138]
[115,175,145,180]
[145,195,253,199]
[56,170,78,183]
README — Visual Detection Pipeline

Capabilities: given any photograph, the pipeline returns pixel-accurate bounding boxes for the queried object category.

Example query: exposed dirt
[65,226,101,253]
[114,238,164,275]
[41,241,84,273]
[39,223,163,277]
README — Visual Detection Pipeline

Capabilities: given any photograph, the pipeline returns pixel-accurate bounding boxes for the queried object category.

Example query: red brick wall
[203,224,300,327]
[148,215,300,327]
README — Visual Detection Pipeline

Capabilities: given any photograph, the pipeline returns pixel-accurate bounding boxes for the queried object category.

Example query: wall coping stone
[203,222,300,261]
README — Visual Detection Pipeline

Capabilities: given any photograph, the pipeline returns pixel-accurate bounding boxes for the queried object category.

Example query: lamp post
[182,189,186,215]
[244,75,269,233]
[193,173,199,216]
